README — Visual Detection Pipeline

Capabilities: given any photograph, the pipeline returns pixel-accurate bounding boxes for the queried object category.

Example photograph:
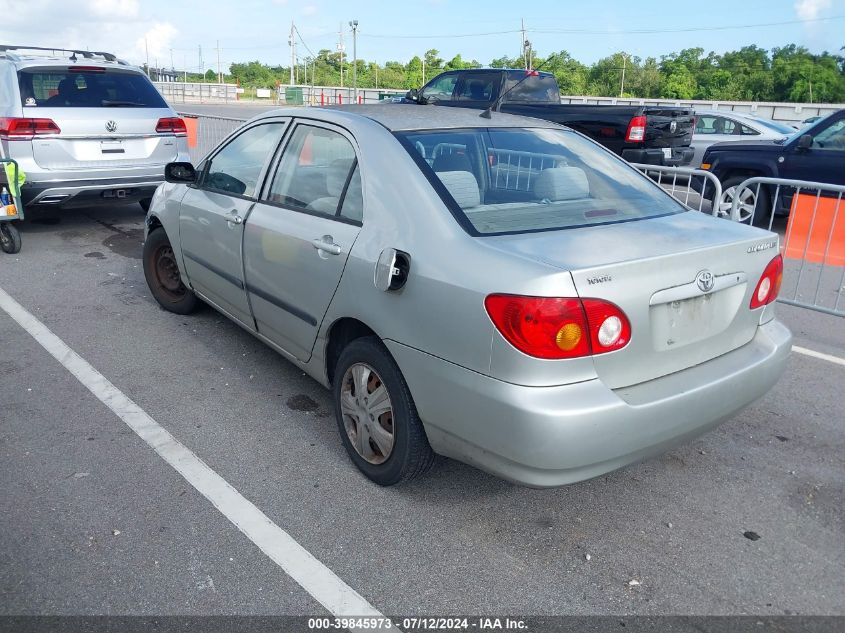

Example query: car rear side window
[202,123,286,198]
[267,125,360,220]
[502,72,560,103]
[397,127,685,235]
[18,68,168,108]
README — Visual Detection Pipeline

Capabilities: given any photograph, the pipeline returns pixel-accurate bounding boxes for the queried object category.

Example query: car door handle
[224,210,243,225]
[312,236,342,256]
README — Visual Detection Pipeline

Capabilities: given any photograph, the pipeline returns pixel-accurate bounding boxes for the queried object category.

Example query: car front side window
[421,73,457,103]
[813,119,845,151]
[201,123,286,198]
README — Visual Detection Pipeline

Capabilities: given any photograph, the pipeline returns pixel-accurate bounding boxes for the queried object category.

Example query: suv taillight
[484,294,631,359]
[0,117,61,140]
[155,117,187,136]
[750,254,783,309]
[625,115,647,143]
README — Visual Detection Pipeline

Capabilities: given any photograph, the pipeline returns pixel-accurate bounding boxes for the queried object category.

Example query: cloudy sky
[0,0,842,71]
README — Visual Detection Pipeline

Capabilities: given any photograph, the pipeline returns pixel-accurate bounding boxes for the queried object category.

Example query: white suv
[0,45,190,211]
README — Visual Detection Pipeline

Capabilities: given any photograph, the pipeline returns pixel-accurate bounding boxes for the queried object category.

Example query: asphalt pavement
[1,202,843,622]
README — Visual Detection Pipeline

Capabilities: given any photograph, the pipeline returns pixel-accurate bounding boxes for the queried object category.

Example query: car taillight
[155,117,187,136]
[0,117,61,140]
[625,115,647,143]
[750,254,783,309]
[484,294,631,359]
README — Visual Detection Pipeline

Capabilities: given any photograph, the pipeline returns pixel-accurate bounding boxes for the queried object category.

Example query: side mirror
[796,134,813,151]
[165,162,197,184]
[405,88,419,103]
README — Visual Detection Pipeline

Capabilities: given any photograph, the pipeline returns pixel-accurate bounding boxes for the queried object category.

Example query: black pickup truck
[401,68,696,166]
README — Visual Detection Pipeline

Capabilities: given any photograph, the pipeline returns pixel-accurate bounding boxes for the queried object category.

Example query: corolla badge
[105,120,117,132]
[695,270,715,293]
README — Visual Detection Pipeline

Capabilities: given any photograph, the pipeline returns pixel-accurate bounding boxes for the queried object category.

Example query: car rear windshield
[397,127,686,235]
[503,72,560,103]
[18,67,168,108]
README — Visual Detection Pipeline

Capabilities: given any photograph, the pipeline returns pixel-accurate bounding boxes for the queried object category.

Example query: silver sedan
[143,105,791,487]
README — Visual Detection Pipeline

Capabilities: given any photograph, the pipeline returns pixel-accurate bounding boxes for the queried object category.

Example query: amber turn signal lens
[555,323,583,351]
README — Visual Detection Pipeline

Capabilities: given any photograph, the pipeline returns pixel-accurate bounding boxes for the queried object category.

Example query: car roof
[266,104,563,132]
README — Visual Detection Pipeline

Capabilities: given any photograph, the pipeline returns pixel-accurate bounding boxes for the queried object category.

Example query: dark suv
[701,109,845,223]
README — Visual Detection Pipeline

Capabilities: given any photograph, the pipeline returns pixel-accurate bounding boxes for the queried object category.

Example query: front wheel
[143,227,198,314]
[0,223,21,254]
[333,337,436,486]
[718,177,772,227]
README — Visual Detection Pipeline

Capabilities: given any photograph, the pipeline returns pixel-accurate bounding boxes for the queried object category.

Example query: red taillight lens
[750,254,784,309]
[625,115,647,143]
[68,66,106,73]
[0,117,61,140]
[484,294,631,359]
[155,117,187,136]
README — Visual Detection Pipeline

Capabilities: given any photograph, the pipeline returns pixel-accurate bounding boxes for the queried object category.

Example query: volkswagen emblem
[669,120,678,134]
[105,120,117,133]
[695,270,715,293]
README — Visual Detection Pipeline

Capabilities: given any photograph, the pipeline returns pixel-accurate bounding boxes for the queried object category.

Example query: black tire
[333,336,436,486]
[139,198,152,212]
[0,222,21,254]
[143,227,198,314]
[719,176,772,227]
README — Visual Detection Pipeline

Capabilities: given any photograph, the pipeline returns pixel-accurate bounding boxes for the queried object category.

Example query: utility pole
[422,57,425,85]
[349,20,358,103]
[523,40,532,71]
[216,40,222,84]
[145,38,150,77]
[198,44,202,77]
[521,18,526,69]
[289,22,296,85]
[620,52,629,98]
[337,24,345,88]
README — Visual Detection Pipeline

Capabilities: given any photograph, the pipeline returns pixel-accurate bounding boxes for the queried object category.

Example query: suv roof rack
[0,45,128,65]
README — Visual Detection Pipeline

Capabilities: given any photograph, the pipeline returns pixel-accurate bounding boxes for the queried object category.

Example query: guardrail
[729,177,845,317]
[179,113,246,163]
[631,163,722,215]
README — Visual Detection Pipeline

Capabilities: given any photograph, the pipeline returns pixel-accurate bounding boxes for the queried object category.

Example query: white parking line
[0,286,382,619]
[793,345,845,368]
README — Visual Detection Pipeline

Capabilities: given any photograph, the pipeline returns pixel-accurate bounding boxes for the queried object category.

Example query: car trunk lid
[482,211,779,389]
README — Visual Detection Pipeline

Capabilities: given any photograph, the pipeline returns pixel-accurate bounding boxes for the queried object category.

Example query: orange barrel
[182,115,199,148]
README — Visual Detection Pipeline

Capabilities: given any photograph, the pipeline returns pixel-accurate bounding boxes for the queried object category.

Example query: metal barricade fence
[631,163,722,215]
[730,177,845,317]
[178,113,247,164]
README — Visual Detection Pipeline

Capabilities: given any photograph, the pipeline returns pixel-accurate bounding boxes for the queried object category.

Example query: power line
[359,15,845,39]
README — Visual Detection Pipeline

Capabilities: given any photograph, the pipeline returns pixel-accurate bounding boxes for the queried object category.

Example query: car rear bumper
[20,175,164,208]
[386,318,791,488]
[622,146,695,167]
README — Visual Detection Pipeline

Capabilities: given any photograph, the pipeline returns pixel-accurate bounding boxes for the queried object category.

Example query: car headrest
[438,170,480,209]
[432,152,472,173]
[325,159,354,195]
[534,167,590,201]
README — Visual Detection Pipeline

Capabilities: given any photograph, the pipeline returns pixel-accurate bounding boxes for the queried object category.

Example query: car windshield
[18,68,168,108]
[396,127,685,235]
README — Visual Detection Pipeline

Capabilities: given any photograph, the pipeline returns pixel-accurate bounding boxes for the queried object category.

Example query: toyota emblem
[696,270,715,293]
[105,120,117,133]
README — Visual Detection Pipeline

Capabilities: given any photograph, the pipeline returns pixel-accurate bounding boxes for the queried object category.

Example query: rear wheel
[143,227,198,314]
[333,337,436,486]
[0,223,21,254]
[718,177,771,227]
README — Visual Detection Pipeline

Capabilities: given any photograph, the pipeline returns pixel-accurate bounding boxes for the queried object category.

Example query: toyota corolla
[143,105,791,487]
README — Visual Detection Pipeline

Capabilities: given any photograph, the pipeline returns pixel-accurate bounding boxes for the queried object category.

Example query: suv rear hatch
[484,211,778,389]
[17,66,181,170]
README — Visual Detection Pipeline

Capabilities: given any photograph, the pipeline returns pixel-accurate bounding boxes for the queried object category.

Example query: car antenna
[480,56,552,119]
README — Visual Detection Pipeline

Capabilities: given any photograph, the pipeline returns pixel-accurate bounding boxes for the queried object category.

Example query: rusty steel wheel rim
[154,245,186,299]
[340,363,395,465]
